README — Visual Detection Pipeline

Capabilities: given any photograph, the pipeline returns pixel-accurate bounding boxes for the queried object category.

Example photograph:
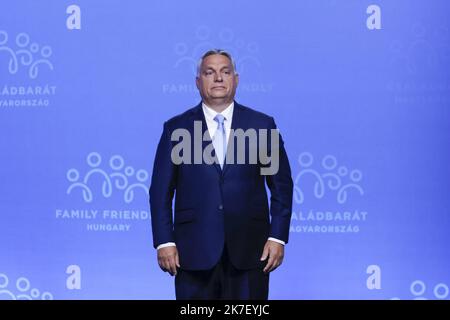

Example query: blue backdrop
[1,0,449,300]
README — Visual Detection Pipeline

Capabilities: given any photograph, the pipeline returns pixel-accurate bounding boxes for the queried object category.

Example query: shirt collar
[202,101,234,122]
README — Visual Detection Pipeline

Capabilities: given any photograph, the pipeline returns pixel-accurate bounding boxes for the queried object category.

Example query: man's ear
[235,73,239,85]
[195,76,200,90]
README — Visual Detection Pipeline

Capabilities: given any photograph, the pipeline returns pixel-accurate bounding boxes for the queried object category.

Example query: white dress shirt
[156,102,285,250]
[201,101,234,144]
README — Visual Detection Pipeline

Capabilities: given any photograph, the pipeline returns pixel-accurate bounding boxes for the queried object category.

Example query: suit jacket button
[218,204,223,210]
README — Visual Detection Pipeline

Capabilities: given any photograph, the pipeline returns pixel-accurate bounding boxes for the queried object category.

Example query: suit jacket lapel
[190,102,222,175]
[222,102,246,176]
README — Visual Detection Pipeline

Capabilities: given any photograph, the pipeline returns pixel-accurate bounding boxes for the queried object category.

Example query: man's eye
[205,71,213,75]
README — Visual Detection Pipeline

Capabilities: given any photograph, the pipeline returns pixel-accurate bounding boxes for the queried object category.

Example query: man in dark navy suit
[149,49,293,299]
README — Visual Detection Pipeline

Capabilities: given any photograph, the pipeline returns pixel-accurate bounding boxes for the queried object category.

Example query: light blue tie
[213,114,227,168]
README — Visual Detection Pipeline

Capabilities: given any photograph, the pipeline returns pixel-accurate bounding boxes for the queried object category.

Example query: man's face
[196,54,239,106]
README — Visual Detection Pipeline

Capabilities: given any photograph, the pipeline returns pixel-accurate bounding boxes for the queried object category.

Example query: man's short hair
[196,49,237,76]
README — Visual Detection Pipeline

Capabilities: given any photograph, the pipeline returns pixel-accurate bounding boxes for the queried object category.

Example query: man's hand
[157,246,180,276]
[260,240,284,273]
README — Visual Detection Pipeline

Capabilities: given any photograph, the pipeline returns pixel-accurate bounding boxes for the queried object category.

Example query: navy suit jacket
[149,102,293,270]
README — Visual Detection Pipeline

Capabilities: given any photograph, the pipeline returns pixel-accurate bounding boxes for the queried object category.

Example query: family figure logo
[66,152,149,204]
[0,30,53,79]
[163,25,273,94]
[293,152,364,204]
[391,280,449,300]
[173,25,261,76]
[0,273,53,300]
[290,152,367,234]
[58,152,150,233]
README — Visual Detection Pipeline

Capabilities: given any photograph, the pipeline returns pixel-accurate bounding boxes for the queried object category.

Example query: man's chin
[210,95,228,100]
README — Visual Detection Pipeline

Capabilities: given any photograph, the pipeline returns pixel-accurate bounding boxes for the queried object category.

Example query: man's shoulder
[238,103,272,118]
[164,104,200,128]
[237,103,274,123]
[163,102,275,128]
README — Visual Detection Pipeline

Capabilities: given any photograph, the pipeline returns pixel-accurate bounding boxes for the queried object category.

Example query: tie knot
[214,114,225,125]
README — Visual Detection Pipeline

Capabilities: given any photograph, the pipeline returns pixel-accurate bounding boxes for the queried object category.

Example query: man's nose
[214,74,223,82]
